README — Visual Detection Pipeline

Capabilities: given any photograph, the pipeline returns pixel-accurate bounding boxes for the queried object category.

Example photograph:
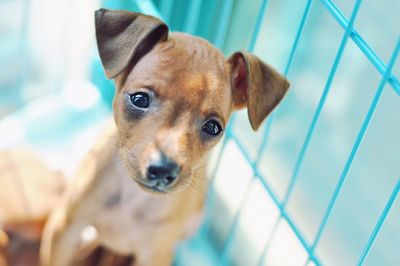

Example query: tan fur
[0,149,65,266]
[40,9,289,266]
[0,149,64,230]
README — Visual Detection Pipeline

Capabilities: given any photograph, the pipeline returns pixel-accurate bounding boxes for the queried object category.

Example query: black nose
[147,160,180,186]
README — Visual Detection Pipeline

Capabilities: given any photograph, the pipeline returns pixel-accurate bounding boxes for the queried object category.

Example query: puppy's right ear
[228,51,289,131]
[95,9,169,79]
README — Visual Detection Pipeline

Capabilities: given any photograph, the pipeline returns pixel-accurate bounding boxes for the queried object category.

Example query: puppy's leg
[40,205,88,266]
[134,244,175,266]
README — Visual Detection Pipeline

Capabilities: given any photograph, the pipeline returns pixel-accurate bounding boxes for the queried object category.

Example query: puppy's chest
[94,166,174,229]
[93,169,179,253]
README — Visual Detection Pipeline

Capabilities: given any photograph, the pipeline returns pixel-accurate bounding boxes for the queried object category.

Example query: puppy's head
[95,9,289,194]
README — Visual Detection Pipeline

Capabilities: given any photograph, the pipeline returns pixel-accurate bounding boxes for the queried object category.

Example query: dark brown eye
[130,92,150,108]
[202,119,222,136]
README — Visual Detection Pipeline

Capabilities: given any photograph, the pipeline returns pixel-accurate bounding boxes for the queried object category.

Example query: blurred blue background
[0,0,399,265]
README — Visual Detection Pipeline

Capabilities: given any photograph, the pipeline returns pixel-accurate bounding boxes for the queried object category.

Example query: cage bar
[283,0,363,209]
[309,37,400,259]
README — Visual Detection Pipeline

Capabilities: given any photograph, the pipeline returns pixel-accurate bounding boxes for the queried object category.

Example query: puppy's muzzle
[143,155,180,192]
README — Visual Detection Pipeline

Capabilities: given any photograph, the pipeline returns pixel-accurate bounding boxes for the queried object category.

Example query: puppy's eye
[130,92,150,108]
[202,119,222,136]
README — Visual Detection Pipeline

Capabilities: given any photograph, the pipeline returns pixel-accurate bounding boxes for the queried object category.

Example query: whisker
[108,158,124,167]
[190,182,205,200]
[107,136,121,148]
[192,176,209,182]
[192,164,207,172]
[190,180,209,200]
[191,172,210,181]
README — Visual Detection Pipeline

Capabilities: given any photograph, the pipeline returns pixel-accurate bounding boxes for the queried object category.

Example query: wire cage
[0,0,398,265]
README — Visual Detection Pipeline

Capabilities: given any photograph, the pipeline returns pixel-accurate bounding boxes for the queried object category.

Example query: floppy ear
[228,51,289,131]
[95,9,169,79]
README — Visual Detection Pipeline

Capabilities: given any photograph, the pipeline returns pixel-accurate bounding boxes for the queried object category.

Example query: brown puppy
[40,9,289,266]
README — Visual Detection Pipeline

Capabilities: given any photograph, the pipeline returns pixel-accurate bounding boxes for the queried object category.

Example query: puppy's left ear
[95,9,169,79]
[228,51,289,131]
